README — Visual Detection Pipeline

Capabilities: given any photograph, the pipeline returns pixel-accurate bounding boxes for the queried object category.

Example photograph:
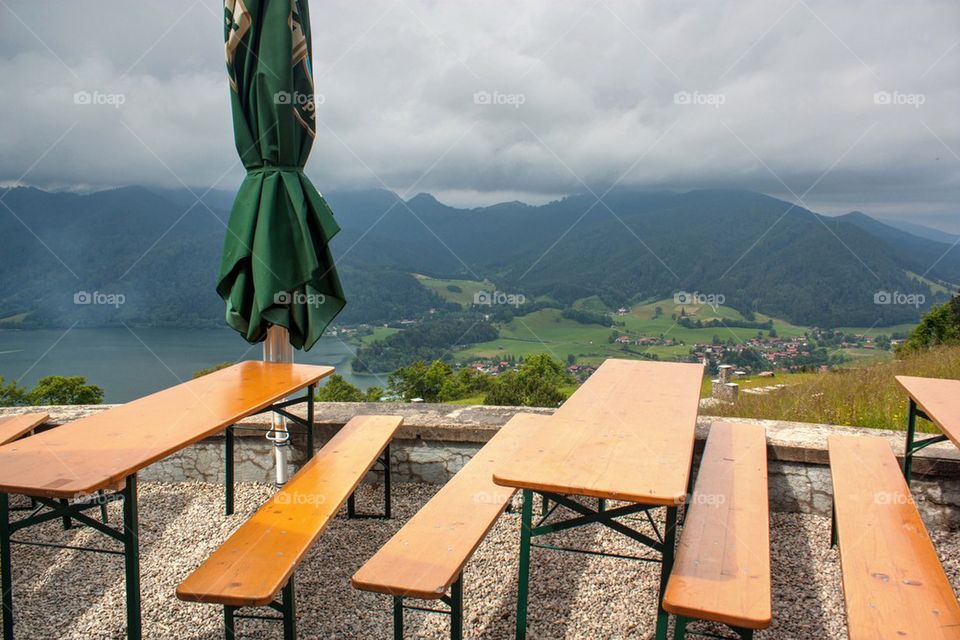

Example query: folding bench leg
[222,574,296,640]
[281,576,297,640]
[830,500,838,548]
[224,606,236,639]
[225,426,235,516]
[673,615,688,640]
[1,493,13,640]
[348,444,392,519]
[393,596,404,640]
[392,573,462,640]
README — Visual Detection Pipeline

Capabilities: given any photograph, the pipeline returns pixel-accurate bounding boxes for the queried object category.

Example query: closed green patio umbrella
[220,0,345,352]
[221,0,344,484]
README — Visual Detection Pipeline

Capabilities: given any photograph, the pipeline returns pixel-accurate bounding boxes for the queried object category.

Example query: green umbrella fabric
[219,0,345,350]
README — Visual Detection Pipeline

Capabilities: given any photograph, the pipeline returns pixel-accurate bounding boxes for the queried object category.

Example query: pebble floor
[4,482,958,639]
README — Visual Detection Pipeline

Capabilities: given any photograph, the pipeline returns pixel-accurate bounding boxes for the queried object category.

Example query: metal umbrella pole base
[264,325,295,486]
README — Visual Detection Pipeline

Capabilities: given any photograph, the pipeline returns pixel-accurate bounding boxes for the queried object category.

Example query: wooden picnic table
[895,375,960,485]
[493,358,704,640]
[0,413,49,447]
[0,360,332,640]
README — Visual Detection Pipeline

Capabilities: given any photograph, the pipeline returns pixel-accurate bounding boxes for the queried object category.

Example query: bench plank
[0,412,49,446]
[896,375,960,449]
[0,361,332,498]
[352,413,552,600]
[663,421,772,630]
[829,434,960,639]
[493,359,704,505]
[177,414,402,607]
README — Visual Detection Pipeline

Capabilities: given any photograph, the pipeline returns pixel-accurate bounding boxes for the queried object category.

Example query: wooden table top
[896,375,960,449]
[0,412,49,446]
[493,358,704,505]
[0,361,332,498]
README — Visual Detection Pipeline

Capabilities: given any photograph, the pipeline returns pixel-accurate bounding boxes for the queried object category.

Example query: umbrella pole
[264,325,294,486]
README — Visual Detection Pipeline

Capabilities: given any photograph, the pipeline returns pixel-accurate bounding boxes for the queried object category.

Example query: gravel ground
[4,482,958,639]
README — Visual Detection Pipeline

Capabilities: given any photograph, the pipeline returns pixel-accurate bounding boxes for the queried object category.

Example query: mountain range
[0,185,956,331]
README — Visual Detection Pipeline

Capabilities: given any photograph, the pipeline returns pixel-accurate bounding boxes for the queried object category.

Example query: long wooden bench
[352,412,552,640]
[663,421,772,640]
[177,414,402,639]
[0,412,49,446]
[829,434,960,639]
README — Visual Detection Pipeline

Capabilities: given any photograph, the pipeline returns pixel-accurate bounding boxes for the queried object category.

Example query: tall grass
[702,346,960,431]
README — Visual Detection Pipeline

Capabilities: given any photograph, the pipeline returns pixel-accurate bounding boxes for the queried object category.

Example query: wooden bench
[829,434,960,639]
[352,413,552,640]
[663,421,772,639]
[0,413,49,446]
[177,414,402,639]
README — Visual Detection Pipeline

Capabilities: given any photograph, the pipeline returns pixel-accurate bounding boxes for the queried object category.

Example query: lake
[0,327,387,403]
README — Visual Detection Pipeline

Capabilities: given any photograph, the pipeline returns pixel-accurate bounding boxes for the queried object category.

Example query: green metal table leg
[654,506,678,640]
[306,385,315,459]
[515,489,533,640]
[224,606,236,639]
[122,474,142,640]
[59,499,72,530]
[99,490,109,524]
[450,574,463,640]
[225,426,235,516]
[393,597,404,640]
[903,399,916,485]
[1,493,13,640]
[282,576,296,640]
[597,498,606,512]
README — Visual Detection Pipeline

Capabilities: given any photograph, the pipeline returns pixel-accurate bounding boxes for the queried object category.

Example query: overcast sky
[2,1,958,229]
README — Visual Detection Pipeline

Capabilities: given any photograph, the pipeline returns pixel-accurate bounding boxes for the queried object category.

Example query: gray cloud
[2,0,958,227]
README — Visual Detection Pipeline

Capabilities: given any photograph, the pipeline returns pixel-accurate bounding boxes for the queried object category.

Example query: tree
[899,296,960,353]
[388,360,457,402]
[485,353,571,408]
[0,376,28,407]
[316,374,366,402]
[27,376,104,405]
[193,362,234,378]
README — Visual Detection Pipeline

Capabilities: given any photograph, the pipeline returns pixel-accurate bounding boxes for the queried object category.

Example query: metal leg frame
[225,385,317,515]
[1,475,141,640]
[673,616,754,640]
[392,573,463,640]
[514,489,678,640]
[223,574,297,640]
[902,399,948,486]
[347,444,392,519]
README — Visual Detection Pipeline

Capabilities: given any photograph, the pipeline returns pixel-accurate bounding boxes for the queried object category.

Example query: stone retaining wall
[2,403,958,529]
